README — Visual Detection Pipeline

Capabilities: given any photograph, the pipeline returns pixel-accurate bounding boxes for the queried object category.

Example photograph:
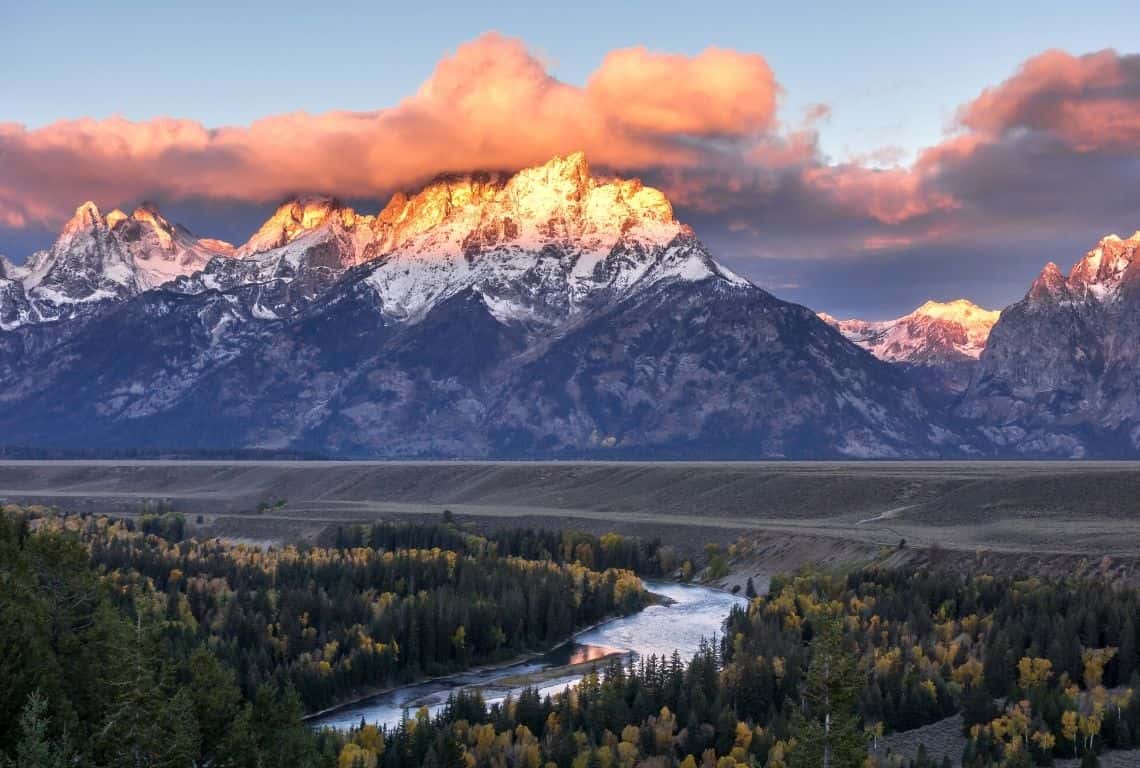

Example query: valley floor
[5,460,1140,577]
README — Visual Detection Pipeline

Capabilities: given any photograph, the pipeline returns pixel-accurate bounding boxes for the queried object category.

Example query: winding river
[311,579,750,731]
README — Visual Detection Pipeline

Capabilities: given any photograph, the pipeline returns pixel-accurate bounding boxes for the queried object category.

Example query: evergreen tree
[159,688,200,768]
[787,610,867,768]
[95,615,165,767]
[186,647,242,763]
[5,691,69,768]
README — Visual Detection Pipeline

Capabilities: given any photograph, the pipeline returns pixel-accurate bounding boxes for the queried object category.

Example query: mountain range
[0,152,1135,458]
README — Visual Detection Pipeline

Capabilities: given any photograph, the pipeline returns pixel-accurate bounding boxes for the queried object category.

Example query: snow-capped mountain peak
[237,196,361,257]
[0,200,241,327]
[361,152,743,322]
[1021,233,1140,309]
[18,201,137,299]
[107,203,235,289]
[367,152,679,254]
[1063,231,1140,302]
[822,298,1000,365]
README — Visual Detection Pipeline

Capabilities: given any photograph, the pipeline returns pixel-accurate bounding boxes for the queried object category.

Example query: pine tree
[6,691,69,768]
[95,614,165,767]
[186,647,242,763]
[158,688,200,768]
[1120,617,1137,683]
[787,610,867,768]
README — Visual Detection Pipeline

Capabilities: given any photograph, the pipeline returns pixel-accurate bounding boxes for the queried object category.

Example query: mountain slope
[0,271,959,458]
[958,231,1140,456]
[494,278,947,458]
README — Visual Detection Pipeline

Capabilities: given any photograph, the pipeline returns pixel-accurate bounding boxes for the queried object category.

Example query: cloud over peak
[0,33,781,233]
[2,35,1140,319]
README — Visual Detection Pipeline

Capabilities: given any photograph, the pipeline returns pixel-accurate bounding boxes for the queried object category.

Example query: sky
[2,0,1139,318]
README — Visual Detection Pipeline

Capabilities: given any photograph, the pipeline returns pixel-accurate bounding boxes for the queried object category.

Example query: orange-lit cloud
[0,33,780,230]
[958,49,1140,151]
[802,164,958,226]
[584,47,777,137]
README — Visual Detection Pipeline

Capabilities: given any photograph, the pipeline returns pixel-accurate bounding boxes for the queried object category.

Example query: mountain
[820,299,1001,395]
[0,202,234,329]
[360,154,732,324]
[0,153,966,458]
[167,197,378,319]
[958,231,1140,456]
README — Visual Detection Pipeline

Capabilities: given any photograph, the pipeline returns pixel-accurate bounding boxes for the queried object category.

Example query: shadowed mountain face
[0,154,973,458]
[0,265,964,458]
[958,232,1140,457]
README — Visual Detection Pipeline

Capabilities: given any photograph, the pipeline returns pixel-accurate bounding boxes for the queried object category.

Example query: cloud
[0,33,780,231]
[696,48,1140,263]
[584,46,777,137]
[2,36,1140,318]
[957,49,1140,151]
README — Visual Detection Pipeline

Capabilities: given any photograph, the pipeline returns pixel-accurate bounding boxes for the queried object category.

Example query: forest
[4,506,1140,767]
[0,508,649,766]
[353,568,1140,768]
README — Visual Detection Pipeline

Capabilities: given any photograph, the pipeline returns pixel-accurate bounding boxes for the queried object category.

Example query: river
[310,579,751,731]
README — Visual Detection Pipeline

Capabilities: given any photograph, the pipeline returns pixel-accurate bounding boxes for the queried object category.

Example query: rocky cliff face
[958,232,1140,456]
[0,153,966,458]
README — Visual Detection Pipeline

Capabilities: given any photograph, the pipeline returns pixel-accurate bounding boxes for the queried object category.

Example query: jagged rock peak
[369,152,679,254]
[238,196,361,257]
[1018,231,1140,307]
[110,202,177,250]
[822,298,1000,364]
[1065,231,1140,297]
[105,209,128,229]
[1028,262,1068,301]
[61,201,105,236]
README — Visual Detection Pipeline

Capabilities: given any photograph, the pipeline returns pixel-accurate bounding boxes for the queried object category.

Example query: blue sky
[2,1,1139,317]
